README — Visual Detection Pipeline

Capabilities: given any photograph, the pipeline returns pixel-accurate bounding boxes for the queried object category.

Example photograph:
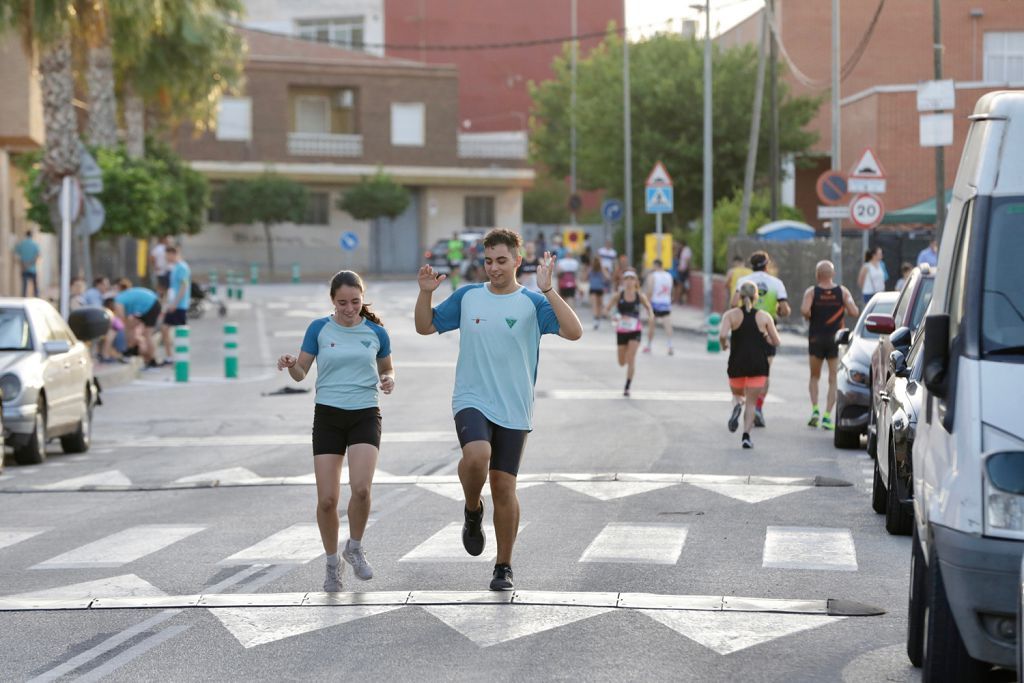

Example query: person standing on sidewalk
[160,246,191,362]
[673,239,693,304]
[150,235,171,296]
[720,281,781,449]
[587,258,610,330]
[800,261,859,430]
[643,259,675,355]
[605,269,653,396]
[277,270,395,592]
[732,251,790,427]
[857,247,886,305]
[14,231,40,298]
[415,228,582,591]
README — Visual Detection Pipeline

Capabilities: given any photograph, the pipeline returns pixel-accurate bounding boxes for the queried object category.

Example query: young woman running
[605,270,653,397]
[588,258,610,330]
[719,281,781,448]
[277,271,395,592]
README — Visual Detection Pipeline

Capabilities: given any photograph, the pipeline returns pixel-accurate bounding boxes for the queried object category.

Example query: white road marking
[219,523,323,565]
[33,525,206,569]
[762,527,858,571]
[643,610,844,655]
[272,330,305,338]
[174,467,264,485]
[111,432,453,449]
[36,470,131,490]
[415,482,541,501]
[556,481,677,501]
[400,522,526,563]
[686,483,813,504]
[7,574,166,603]
[540,389,784,403]
[75,625,192,683]
[579,523,688,565]
[212,605,402,648]
[0,528,49,551]
[422,604,615,647]
[285,310,328,318]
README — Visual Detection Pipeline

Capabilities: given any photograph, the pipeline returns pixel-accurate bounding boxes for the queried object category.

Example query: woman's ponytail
[739,281,757,313]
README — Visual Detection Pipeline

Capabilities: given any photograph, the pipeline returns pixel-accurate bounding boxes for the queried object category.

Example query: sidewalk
[93,357,143,391]
[669,302,807,357]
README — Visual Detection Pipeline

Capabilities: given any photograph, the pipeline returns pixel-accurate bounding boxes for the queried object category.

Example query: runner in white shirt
[597,240,617,274]
[643,259,675,355]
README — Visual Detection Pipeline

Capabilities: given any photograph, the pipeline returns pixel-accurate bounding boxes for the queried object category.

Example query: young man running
[732,251,790,426]
[800,260,859,430]
[415,229,583,591]
[643,259,674,355]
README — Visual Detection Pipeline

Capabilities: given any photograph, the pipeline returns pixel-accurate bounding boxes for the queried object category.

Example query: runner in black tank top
[727,309,770,379]
[604,270,652,397]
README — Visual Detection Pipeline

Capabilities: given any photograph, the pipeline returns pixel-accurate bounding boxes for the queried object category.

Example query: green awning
[880,189,953,225]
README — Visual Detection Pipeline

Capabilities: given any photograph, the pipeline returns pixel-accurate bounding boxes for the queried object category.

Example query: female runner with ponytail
[277,271,395,591]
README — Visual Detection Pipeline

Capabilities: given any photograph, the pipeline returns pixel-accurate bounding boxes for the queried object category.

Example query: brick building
[720,1,1024,227]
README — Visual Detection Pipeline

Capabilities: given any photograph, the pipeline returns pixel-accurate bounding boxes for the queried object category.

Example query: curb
[93,357,142,391]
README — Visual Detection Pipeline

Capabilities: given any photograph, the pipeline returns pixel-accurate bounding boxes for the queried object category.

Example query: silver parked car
[0,298,100,465]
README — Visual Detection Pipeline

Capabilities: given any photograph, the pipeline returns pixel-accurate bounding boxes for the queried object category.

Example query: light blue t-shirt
[114,288,159,316]
[432,284,560,431]
[301,316,391,411]
[169,260,191,310]
[14,239,40,273]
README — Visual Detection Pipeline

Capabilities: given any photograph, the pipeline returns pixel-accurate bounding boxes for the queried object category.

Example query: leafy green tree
[219,174,308,276]
[522,172,570,225]
[146,138,210,235]
[530,31,819,256]
[337,172,411,222]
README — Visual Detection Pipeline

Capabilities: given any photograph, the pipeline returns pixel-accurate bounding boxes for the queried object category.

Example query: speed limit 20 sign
[850,193,885,229]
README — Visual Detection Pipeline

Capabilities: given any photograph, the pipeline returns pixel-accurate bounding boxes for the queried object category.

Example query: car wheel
[922,543,988,681]
[833,427,860,449]
[907,524,926,667]
[60,395,92,454]
[866,400,878,458]
[14,399,47,466]
[871,457,886,514]
[885,442,913,535]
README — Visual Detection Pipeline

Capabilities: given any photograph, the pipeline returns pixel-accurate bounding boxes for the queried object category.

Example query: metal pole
[932,0,946,241]
[570,0,578,226]
[702,0,713,318]
[60,176,72,318]
[623,32,634,266]
[739,12,768,235]
[831,0,843,285]
[768,0,779,222]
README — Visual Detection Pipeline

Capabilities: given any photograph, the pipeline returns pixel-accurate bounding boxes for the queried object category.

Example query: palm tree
[76,0,117,148]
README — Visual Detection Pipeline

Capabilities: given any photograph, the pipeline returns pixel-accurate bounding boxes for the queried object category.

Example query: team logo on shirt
[505,318,518,329]
[360,341,372,348]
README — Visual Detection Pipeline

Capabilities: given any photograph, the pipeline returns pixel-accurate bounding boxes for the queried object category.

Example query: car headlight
[842,363,869,387]
[983,451,1024,540]
[0,373,21,401]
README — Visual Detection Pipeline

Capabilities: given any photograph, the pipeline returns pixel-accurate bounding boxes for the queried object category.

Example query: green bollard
[250,262,259,285]
[209,271,218,296]
[226,271,235,299]
[235,276,244,300]
[291,263,301,284]
[707,313,722,353]
[224,323,238,378]
[174,326,190,382]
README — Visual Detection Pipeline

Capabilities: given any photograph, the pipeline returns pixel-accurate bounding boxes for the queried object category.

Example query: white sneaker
[342,540,374,581]
[323,561,343,592]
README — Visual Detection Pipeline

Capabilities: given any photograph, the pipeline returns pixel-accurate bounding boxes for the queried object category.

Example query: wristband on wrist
[541,287,553,293]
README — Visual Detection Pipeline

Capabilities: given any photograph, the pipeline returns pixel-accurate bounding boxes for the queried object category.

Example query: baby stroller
[188,282,228,320]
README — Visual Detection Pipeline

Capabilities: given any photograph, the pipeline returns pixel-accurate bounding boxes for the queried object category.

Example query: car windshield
[982,197,1024,358]
[856,299,896,340]
[0,308,32,351]
[909,277,935,330]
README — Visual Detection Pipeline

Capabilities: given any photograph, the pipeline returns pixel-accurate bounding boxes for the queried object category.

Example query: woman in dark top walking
[719,281,781,448]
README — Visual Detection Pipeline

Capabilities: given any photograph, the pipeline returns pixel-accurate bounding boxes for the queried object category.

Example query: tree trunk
[124,82,146,160]
[264,222,275,276]
[39,36,80,184]
[86,43,118,148]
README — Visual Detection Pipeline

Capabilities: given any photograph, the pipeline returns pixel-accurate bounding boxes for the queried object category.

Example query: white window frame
[983,31,1024,83]
[391,102,425,147]
[295,95,331,134]
[296,16,365,50]
[215,97,252,141]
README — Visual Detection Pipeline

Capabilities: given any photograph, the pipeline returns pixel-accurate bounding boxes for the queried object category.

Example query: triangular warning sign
[646,161,673,186]
[850,148,885,179]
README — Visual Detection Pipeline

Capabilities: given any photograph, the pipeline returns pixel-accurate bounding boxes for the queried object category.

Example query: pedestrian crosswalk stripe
[174,467,263,485]
[213,605,403,648]
[108,432,453,449]
[33,525,206,569]
[538,389,785,403]
[0,528,49,551]
[686,483,812,504]
[642,609,844,655]
[579,523,688,565]
[415,482,542,501]
[399,522,527,563]
[762,527,858,572]
[8,574,166,608]
[218,523,324,566]
[556,481,677,501]
[36,470,131,490]
[423,603,615,648]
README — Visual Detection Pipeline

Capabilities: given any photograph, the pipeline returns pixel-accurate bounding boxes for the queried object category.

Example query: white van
[908,90,1024,679]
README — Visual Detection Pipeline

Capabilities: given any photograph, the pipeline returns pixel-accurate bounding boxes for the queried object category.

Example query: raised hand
[418,264,446,292]
[277,354,296,371]
[536,251,555,293]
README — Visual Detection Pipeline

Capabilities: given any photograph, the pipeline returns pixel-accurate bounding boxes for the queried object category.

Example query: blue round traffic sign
[601,199,624,222]
[339,231,360,251]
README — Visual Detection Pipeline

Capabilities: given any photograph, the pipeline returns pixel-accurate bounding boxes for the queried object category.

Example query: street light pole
[623,29,634,266]
[702,0,713,318]
[831,0,843,285]
[932,0,946,241]
[570,0,578,226]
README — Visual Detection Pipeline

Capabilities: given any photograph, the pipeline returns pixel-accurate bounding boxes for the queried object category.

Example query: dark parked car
[865,264,935,457]
[833,292,899,449]
[871,326,925,535]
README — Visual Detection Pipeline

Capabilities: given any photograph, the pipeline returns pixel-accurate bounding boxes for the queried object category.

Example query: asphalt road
[0,280,932,681]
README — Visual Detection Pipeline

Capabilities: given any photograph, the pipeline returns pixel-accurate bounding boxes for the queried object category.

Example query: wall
[242,0,386,56]
[0,34,43,148]
[420,186,523,246]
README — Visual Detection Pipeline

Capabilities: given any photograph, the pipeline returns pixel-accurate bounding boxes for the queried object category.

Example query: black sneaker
[728,404,742,432]
[741,433,753,449]
[490,563,514,591]
[462,501,485,556]
[754,407,766,428]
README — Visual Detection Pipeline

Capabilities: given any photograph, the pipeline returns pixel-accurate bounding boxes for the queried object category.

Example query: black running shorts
[808,335,839,359]
[617,331,642,346]
[454,408,528,476]
[138,301,162,328]
[559,286,577,299]
[312,404,382,455]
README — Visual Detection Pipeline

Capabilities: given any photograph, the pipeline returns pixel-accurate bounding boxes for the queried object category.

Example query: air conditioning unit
[336,89,355,109]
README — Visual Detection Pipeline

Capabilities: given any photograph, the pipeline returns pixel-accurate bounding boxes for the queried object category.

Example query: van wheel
[834,427,860,449]
[922,544,988,681]
[885,447,913,535]
[871,458,886,514]
[60,396,92,454]
[14,400,47,465]
[907,525,926,667]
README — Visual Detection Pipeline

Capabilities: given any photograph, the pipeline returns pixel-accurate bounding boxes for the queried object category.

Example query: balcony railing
[457,131,528,160]
[287,132,363,157]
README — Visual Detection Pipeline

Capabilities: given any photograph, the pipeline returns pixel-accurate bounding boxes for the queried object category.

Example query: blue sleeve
[368,322,391,359]
[432,284,476,334]
[301,318,328,356]
[523,289,561,336]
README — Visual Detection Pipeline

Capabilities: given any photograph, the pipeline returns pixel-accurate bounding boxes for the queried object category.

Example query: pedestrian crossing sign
[645,186,673,214]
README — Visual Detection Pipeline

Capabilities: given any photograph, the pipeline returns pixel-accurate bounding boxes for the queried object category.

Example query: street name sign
[817,205,851,220]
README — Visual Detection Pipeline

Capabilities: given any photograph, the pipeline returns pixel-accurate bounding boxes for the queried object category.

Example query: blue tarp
[756,220,816,241]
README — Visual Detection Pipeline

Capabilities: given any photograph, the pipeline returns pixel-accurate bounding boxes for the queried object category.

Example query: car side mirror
[922,314,950,398]
[865,314,896,335]
[889,326,912,354]
[889,350,909,378]
[42,340,71,355]
[834,328,851,346]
